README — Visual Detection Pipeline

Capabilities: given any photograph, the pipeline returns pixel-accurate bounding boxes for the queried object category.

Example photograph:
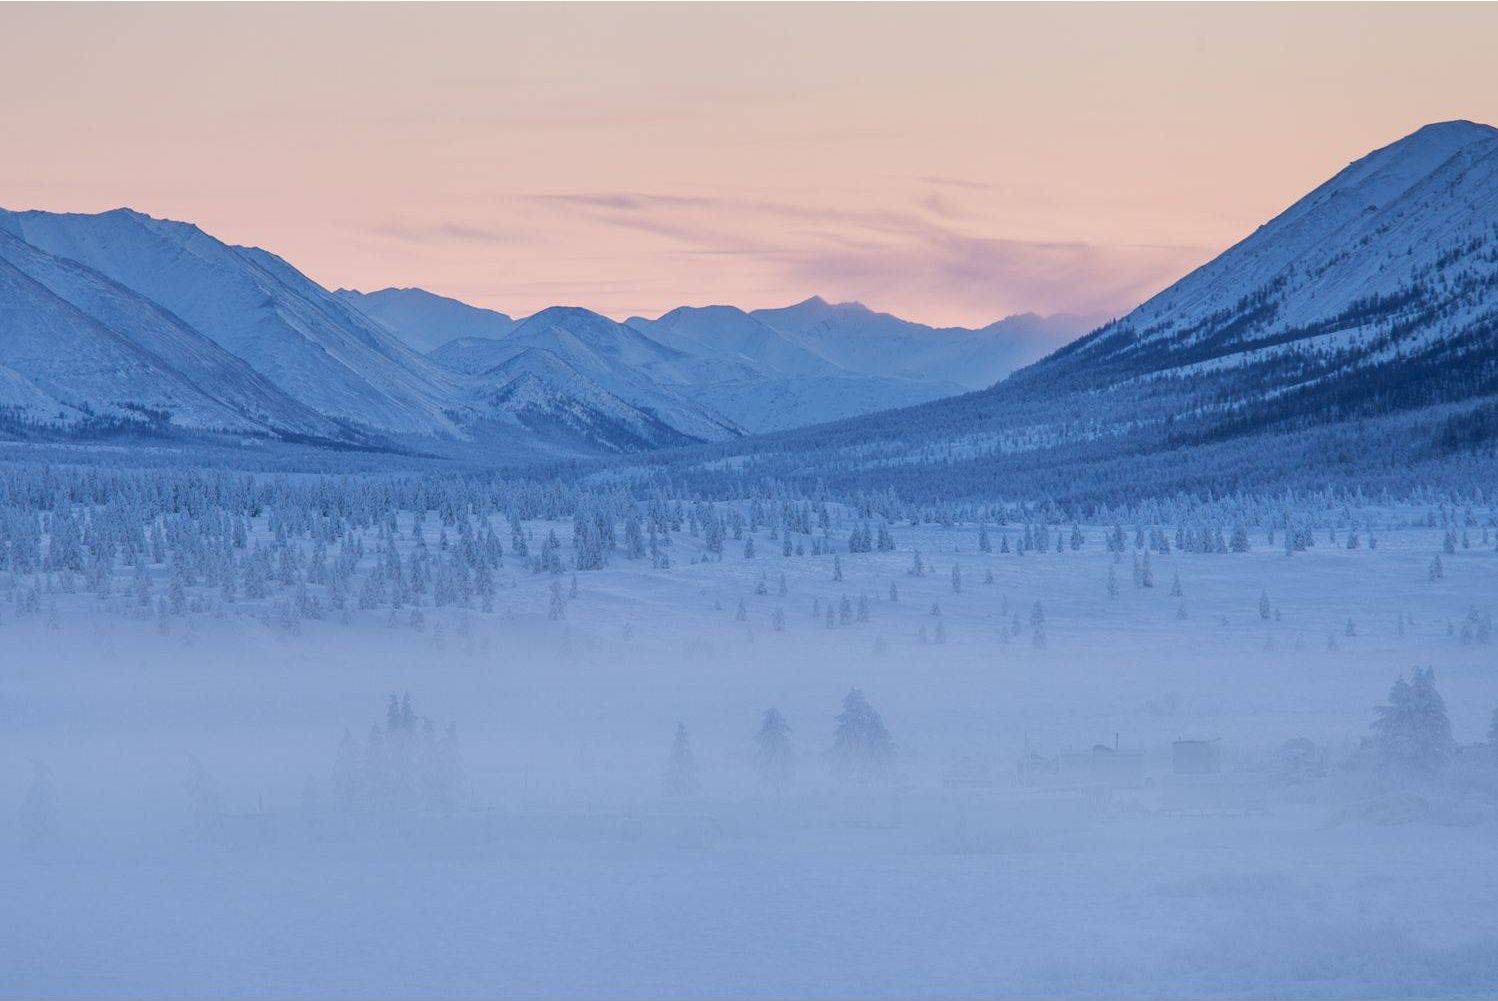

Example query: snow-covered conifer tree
[1372,668,1454,775]
[663,722,701,799]
[829,688,895,785]
[754,708,794,793]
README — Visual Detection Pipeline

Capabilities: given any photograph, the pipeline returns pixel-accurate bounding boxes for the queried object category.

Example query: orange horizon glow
[2,3,1496,328]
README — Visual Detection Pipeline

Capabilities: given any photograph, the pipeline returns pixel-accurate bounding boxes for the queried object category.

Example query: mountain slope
[750,297,1099,390]
[626,305,844,378]
[0,208,465,436]
[0,228,346,440]
[0,209,747,453]
[436,306,743,442]
[642,121,1498,503]
[0,246,275,435]
[1025,119,1498,418]
[472,348,700,453]
[343,289,1088,434]
[622,304,963,430]
[670,373,959,433]
[335,287,515,352]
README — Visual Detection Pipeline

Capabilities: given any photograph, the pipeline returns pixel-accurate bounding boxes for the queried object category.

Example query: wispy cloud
[782,232,1206,320]
[511,186,1208,319]
[353,180,1212,324]
[372,221,525,247]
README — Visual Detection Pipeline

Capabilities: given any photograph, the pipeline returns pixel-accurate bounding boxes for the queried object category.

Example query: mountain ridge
[623,120,1498,504]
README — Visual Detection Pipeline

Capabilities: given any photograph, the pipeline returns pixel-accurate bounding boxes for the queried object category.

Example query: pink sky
[3,3,1496,327]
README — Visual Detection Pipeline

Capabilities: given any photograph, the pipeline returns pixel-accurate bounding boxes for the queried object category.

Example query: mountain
[0,208,465,437]
[627,305,844,378]
[750,297,1100,390]
[472,348,701,453]
[643,121,1498,503]
[0,210,740,454]
[622,304,964,430]
[427,337,515,376]
[335,287,515,352]
[666,372,958,434]
[431,297,1084,432]
[0,227,349,440]
[434,306,743,442]
[1020,120,1498,422]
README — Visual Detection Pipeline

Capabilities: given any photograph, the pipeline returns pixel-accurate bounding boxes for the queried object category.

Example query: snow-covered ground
[4,517,1497,998]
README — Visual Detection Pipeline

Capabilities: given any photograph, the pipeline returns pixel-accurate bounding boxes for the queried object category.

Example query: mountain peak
[1347,118,1498,182]
[1402,119,1497,142]
[781,294,874,315]
[522,305,613,327]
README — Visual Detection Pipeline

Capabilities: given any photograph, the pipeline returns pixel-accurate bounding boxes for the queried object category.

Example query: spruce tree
[1372,668,1455,775]
[830,688,895,784]
[663,722,702,799]
[754,708,795,793]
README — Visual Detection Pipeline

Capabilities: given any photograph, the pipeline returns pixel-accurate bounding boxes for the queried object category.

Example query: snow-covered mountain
[0,227,350,440]
[0,208,465,437]
[472,348,702,453]
[669,372,959,434]
[1030,119,1498,416]
[428,300,1000,434]
[8,205,1079,451]
[0,210,743,453]
[335,287,515,353]
[750,297,1100,390]
[622,304,968,430]
[432,306,743,442]
[626,305,844,379]
[671,121,1498,501]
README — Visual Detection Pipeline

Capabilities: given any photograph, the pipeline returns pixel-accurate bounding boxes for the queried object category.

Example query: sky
[2,3,1496,328]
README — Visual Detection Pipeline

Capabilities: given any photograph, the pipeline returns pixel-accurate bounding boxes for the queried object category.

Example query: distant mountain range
[335,287,516,352]
[5,119,1492,492]
[0,207,1091,455]
[643,120,1498,502]
[338,288,1096,432]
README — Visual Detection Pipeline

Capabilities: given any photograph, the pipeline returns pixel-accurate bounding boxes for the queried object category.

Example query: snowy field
[4,511,1498,999]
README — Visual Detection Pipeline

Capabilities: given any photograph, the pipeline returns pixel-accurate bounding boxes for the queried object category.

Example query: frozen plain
[3,515,1498,999]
